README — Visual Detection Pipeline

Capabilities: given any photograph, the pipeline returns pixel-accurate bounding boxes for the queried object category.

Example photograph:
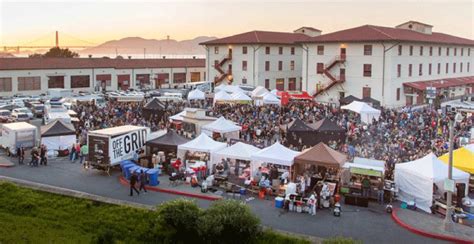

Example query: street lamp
[443,112,463,231]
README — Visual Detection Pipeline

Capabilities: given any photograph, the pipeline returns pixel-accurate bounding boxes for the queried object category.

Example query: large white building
[200,27,320,90]
[300,21,474,107]
[0,58,206,96]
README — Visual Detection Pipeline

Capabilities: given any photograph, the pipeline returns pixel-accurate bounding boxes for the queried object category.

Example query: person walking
[40,144,47,166]
[79,144,88,165]
[70,143,77,162]
[17,146,24,165]
[138,170,147,193]
[129,172,140,196]
[30,148,39,167]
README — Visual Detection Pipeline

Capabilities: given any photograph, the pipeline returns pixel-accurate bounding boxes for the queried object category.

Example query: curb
[0,163,15,168]
[391,208,473,244]
[118,176,221,201]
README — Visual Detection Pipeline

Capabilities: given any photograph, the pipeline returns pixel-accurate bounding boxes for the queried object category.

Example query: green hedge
[0,182,310,243]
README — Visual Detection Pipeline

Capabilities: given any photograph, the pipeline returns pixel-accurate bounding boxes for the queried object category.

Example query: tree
[155,199,202,243]
[29,47,79,58]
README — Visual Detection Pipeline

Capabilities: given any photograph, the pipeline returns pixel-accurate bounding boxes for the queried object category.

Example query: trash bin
[146,169,159,186]
[120,160,134,168]
[275,197,284,208]
[122,163,136,178]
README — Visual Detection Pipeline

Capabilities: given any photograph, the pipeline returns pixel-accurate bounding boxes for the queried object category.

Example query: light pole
[443,112,463,231]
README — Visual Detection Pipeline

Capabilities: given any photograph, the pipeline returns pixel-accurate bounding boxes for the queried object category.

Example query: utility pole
[444,118,455,231]
[55,31,59,47]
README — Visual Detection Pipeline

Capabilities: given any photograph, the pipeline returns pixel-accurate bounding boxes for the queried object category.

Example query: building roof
[301,25,474,46]
[295,27,322,32]
[403,76,474,91]
[0,58,205,71]
[200,30,311,45]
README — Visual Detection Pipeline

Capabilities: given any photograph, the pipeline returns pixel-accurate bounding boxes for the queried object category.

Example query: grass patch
[0,182,310,243]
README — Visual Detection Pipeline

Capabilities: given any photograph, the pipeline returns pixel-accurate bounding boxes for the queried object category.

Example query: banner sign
[109,129,147,165]
[350,167,382,177]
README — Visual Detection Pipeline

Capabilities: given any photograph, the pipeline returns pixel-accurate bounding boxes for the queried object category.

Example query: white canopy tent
[395,153,470,213]
[212,142,261,170]
[215,84,245,94]
[213,90,233,104]
[466,144,474,153]
[251,86,269,98]
[251,142,299,174]
[262,92,281,105]
[201,116,241,141]
[270,89,278,96]
[187,89,205,100]
[169,110,186,122]
[178,133,227,153]
[230,91,252,102]
[341,101,381,124]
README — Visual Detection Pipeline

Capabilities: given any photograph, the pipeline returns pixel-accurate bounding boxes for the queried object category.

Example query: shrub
[155,198,202,243]
[198,200,261,244]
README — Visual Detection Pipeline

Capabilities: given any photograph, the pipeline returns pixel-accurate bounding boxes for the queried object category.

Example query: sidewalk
[392,208,474,244]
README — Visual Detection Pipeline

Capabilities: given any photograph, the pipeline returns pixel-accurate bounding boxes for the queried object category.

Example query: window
[264,79,270,89]
[398,45,402,55]
[290,60,295,71]
[278,47,283,55]
[408,64,412,77]
[468,62,470,72]
[429,47,433,56]
[242,46,248,54]
[19,76,41,91]
[420,46,423,56]
[317,63,324,74]
[173,73,186,83]
[0,77,12,92]
[419,64,423,76]
[461,63,463,72]
[396,88,401,101]
[438,47,442,56]
[468,49,471,56]
[461,48,464,56]
[409,46,413,56]
[242,78,247,84]
[397,64,401,78]
[96,74,111,86]
[429,63,432,75]
[291,47,295,55]
[454,48,457,56]
[48,76,64,88]
[190,72,200,82]
[317,45,324,55]
[242,61,247,71]
[278,61,283,71]
[446,47,450,56]
[265,47,270,54]
[214,46,219,54]
[364,45,372,55]
[453,63,456,73]
[363,64,372,77]
[446,63,449,74]
[265,61,270,71]
[276,78,284,91]
[71,75,90,88]
[437,63,441,74]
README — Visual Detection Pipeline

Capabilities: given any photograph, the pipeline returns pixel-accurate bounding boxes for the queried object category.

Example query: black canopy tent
[141,98,166,120]
[308,118,346,145]
[281,118,318,148]
[146,130,190,154]
[339,95,362,105]
[41,119,76,137]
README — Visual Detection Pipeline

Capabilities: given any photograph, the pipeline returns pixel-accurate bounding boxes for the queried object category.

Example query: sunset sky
[0,0,473,46]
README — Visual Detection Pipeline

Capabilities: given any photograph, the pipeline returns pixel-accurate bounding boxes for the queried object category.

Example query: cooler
[147,169,159,186]
[275,197,284,208]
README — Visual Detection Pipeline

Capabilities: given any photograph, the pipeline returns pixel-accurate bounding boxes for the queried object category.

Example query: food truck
[87,125,148,174]
[0,122,37,154]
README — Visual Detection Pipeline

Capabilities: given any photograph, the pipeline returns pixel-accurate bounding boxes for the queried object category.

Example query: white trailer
[0,122,37,154]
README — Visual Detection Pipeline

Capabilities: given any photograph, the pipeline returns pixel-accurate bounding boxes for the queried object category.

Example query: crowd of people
[70,97,473,180]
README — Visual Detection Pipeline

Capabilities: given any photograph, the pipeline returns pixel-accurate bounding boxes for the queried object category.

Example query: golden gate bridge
[2,31,96,53]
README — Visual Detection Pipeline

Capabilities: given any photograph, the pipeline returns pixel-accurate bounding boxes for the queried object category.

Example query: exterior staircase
[313,54,346,97]
[214,52,232,85]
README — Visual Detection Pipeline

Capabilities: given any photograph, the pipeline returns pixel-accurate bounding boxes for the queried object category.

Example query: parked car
[0,110,12,122]
[31,104,45,118]
[0,104,22,111]
[10,98,26,107]
[12,108,34,119]
[11,113,30,122]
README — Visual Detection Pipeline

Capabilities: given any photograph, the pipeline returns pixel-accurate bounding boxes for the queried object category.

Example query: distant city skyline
[0,0,473,46]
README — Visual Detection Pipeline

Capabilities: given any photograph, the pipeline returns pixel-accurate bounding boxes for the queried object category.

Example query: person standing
[31,148,39,167]
[377,179,384,205]
[129,172,140,196]
[70,143,77,162]
[138,170,147,193]
[361,176,371,198]
[79,144,88,165]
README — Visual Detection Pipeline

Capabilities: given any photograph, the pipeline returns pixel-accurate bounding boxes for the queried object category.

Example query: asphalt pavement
[0,156,449,244]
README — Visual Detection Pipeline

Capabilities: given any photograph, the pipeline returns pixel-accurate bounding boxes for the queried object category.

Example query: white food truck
[0,122,37,154]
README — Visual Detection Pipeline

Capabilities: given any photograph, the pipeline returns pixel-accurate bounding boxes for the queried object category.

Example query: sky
[0,0,473,46]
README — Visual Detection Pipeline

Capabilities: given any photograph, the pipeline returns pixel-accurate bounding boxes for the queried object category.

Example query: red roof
[403,76,474,90]
[302,25,474,46]
[200,31,311,45]
[0,58,205,71]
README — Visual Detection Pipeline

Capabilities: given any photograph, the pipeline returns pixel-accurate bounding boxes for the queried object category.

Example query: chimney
[193,56,196,59]
[88,54,92,58]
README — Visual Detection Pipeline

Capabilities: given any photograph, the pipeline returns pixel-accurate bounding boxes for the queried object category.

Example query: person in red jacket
[172,158,182,172]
